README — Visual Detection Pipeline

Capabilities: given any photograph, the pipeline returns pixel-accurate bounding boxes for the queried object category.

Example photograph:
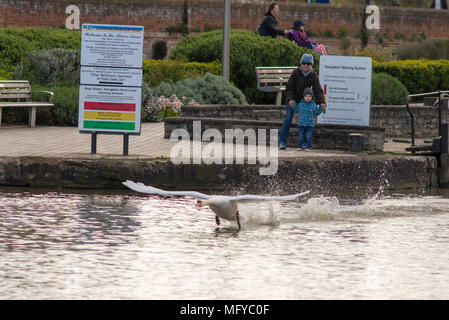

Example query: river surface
[1,187,449,300]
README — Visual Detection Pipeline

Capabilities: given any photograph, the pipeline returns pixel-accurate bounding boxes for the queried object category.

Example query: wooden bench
[255,66,296,105]
[0,80,54,127]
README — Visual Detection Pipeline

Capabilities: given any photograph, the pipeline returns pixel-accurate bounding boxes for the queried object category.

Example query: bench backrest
[0,81,32,101]
[255,66,297,88]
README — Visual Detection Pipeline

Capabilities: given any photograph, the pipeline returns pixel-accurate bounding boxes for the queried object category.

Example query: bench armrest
[32,90,54,104]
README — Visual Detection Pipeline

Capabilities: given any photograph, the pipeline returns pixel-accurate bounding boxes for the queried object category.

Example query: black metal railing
[406,90,449,152]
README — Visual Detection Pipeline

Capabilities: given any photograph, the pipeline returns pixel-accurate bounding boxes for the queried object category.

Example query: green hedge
[143,59,221,88]
[373,59,449,94]
[0,69,12,80]
[12,45,220,89]
[371,72,409,105]
[0,28,81,72]
[395,39,449,60]
[152,72,247,105]
[169,29,319,104]
[14,48,80,87]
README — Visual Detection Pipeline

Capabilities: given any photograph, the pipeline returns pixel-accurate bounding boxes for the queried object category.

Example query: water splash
[294,196,341,221]
[286,193,449,223]
[236,202,281,226]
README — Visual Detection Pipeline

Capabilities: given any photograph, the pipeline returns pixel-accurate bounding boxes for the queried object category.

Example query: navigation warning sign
[78,85,141,133]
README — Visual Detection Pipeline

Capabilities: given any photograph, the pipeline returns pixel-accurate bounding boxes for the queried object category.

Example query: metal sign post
[222,0,230,82]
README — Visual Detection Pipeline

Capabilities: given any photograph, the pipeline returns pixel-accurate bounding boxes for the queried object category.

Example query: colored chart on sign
[84,101,136,112]
[83,120,135,131]
[78,85,141,133]
[84,111,136,121]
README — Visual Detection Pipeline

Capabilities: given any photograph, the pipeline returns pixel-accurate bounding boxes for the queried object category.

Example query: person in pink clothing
[287,19,327,55]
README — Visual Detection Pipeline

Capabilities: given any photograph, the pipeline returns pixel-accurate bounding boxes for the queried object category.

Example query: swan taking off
[122,180,310,230]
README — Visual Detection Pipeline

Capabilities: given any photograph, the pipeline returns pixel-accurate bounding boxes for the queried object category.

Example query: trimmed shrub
[0,69,12,80]
[371,72,409,105]
[169,29,319,103]
[34,85,79,126]
[353,46,395,62]
[143,59,221,88]
[144,73,247,121]
[395,39,449,60]
[14,48,80,87]
[373,59,449,94]
[151,72,247,105]
[13,47,220,89]
[0,27,81,72]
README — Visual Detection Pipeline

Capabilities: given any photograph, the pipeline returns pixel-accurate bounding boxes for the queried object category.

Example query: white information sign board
[79,23,144,136]
[317,55,372,126]
[81,24,144,68]
[80,66,143,86]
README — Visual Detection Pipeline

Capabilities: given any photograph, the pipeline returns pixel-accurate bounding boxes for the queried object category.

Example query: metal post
[91,132,97,154]
[405,96,415,148]
[438,90,442,137]
[123,134,129,156]
[222,0,230,81]
[442,123,449,154]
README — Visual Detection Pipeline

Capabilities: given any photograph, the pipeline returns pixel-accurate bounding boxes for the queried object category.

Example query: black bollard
[350,133,363,153]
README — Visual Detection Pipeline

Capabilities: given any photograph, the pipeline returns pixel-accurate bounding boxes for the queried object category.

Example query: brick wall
[1,0,448,58]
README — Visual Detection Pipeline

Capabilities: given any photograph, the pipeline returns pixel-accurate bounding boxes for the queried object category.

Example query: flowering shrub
[145,93,199,121]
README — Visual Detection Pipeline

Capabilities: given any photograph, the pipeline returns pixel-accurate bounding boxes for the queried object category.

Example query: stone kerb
[164,116,385,151]
[180,104,446,138]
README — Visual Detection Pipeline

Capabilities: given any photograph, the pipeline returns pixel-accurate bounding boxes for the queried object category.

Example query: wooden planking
[258,73,292,78]
[0,81,32,100]
[0,88,32,94]
[0,102,53,107]
[0,93,32,99]
[256,67,296,86]
[258,78,290,83]
[0,81,30,88]
[257,69,296,73]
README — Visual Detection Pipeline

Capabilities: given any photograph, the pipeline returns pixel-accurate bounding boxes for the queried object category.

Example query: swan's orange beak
[196,200,201,207]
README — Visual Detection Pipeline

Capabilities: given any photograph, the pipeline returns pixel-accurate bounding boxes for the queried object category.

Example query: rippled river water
[1,187,449,300]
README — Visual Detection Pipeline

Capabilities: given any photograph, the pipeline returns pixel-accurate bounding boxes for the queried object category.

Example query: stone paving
[0,122,429,160]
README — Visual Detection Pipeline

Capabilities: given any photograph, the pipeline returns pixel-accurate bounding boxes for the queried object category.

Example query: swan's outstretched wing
[122,180,210,199]
[228,190,310,202]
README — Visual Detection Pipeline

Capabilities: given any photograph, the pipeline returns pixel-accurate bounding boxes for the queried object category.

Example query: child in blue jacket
[294,87,325,151]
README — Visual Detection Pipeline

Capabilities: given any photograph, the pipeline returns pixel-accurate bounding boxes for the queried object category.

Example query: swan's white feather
[227,191,310,202]
[123,180,210,199]
[123,180,309,202]
[122,180,310,226]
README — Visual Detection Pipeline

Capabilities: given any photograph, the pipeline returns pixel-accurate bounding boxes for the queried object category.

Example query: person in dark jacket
[257,2,288,38]
[431,0,448,9]
[279,54,325,149]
